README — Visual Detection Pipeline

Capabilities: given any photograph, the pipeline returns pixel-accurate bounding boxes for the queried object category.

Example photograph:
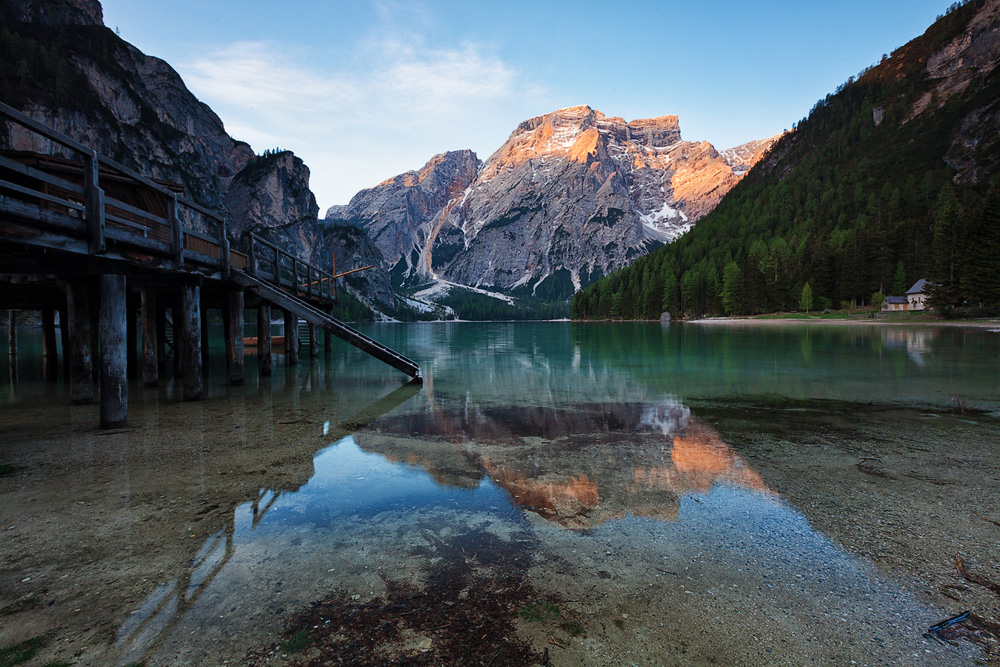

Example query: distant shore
[688,315,1000,328]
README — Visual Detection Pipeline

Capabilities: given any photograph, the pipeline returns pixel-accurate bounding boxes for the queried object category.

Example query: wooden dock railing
[0,100,237,276]
[245,232,336,302]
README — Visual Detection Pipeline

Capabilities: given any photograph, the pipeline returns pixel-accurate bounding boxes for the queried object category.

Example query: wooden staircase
[232,270,421,380]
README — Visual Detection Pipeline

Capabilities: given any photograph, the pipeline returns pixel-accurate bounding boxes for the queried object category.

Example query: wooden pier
[0,101,420,427]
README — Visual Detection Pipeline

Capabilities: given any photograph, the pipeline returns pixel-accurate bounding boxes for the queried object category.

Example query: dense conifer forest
[572,0,1000,320]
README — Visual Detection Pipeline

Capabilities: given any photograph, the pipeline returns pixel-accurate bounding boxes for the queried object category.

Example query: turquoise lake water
[0,321,998,666]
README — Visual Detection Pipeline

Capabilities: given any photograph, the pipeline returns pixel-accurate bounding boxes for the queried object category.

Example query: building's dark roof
[886,296,908,304]
[906,279,928,295]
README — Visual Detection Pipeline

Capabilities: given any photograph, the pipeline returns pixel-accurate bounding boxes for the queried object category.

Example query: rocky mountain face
[329,106,777,299]
[326,150,480,286]
[1,0,397,311]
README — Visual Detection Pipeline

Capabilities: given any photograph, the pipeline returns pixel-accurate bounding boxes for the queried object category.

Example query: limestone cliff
[436,107,779,298]
[330,106,778,299]
[326,150,480,286]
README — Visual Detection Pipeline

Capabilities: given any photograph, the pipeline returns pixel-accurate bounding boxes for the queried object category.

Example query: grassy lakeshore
[689,311,1000,327]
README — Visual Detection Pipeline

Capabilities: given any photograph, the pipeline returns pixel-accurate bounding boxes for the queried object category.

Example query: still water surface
[1,322,998,666]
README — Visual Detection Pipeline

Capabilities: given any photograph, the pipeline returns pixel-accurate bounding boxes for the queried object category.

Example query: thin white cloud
[380,43,515,115]
[180,38,539,206]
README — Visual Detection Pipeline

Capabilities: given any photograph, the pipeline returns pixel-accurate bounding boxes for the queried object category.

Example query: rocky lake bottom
[1,322,998,666]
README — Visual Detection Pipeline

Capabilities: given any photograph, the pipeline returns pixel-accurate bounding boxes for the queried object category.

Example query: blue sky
[101,0,954,211]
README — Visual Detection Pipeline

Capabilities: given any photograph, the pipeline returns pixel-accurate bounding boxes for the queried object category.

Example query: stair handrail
[245,231,335,302]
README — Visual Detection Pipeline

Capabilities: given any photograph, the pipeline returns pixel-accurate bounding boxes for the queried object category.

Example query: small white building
[884,296,909,311]
[881,279,929,312]
[906,279,928,311]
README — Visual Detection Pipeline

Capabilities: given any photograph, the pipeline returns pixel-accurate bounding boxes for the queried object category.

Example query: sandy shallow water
[1,322,998,666]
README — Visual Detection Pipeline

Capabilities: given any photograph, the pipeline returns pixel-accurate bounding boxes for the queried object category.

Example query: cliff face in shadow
[0,0,398,310]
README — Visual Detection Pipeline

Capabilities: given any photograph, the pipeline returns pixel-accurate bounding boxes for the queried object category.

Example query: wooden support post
[181,285,203,401]
[7,310,16,358]
[42,308,58,381]
[309,322,319,358]
[127,299,138,378]
[258,303,272,376]
[65,283,93,404]
[284,309,299,365]
[141,290,158,388]
[99,274,128,428]
[226,291,245,386]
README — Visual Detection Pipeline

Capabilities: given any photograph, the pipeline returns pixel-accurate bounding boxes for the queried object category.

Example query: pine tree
[929,184,963,313]
[891,260,908,295]
[961,180,1000,312]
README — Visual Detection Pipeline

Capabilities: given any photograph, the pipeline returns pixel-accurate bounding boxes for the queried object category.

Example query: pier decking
[0,100,420,427]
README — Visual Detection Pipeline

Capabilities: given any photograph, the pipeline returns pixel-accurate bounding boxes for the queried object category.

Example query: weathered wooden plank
[0,176,85,209]
[103,225,172,255]
[104,197,168,226]
[0,154,86,196]
[0,198,87,233]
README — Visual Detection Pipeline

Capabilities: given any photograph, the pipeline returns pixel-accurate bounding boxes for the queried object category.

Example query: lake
[1,321,998,666]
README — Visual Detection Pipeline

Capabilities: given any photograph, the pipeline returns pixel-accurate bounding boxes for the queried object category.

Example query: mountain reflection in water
[357,399,771,529]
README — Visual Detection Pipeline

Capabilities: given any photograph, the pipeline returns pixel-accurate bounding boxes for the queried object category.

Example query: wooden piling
[309,322,319,358]
[141,290,158,387]
[127,298,138,378]
[42,308,58,381]
[258,303,272,376]
[7,310,16,358]
[284,309,299,365]
[65,283,94,404]
[181,284,202,401]
[99,274,127,428]
[226,291,245,386]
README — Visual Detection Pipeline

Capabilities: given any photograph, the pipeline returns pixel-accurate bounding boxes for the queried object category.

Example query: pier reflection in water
[1,322,996,666]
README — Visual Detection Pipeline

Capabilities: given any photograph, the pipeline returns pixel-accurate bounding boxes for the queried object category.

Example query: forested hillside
[572,0,1000,320]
